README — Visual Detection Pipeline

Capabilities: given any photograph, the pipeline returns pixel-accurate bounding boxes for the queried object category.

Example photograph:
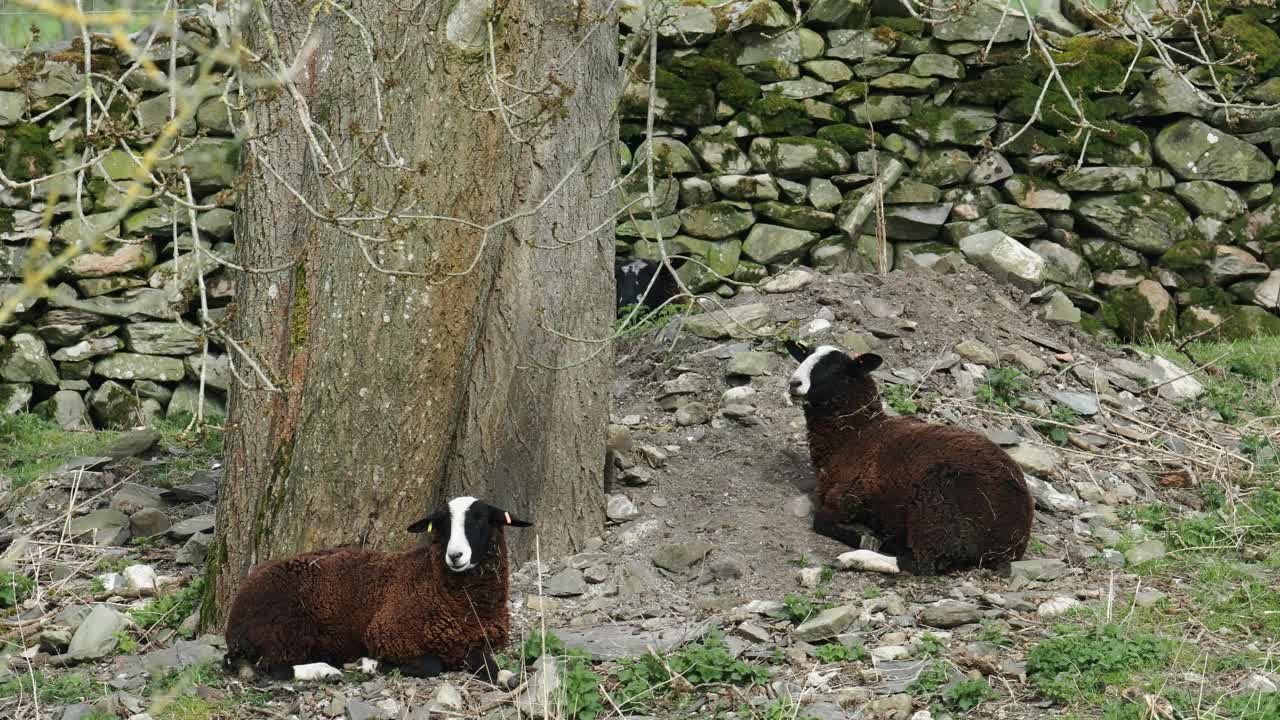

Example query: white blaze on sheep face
[446,496,479,572]
[788,345,843,398]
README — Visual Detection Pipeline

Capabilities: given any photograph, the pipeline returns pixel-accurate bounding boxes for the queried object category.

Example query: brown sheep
[223,496,532,681]
[785,341,1033,574]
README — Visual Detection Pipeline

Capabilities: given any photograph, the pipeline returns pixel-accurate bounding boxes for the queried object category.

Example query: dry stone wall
[613,0,1280,343]
[1,18,239,430]
[4,2,1280,430]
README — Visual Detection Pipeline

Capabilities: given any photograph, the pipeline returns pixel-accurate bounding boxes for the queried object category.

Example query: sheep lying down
[785,341,1035,574]
[223,496,531,682]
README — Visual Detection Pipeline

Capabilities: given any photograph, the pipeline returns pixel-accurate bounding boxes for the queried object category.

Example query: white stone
[434,681,463,711]
[762,268,815,293]
[869,644,910,662]
[293,662,343,681]
[122,564,158,591]
[958,230,1046,290]
[836,549,900,574]
[1147,356,1204,402]
[1038,596,1083,619]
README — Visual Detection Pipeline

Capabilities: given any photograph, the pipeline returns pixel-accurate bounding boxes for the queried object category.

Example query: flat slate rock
[161,480,217,503]
[53,457,113,475]
[555,619,712,661]
[167,514,215,539]
[97,429,161,459]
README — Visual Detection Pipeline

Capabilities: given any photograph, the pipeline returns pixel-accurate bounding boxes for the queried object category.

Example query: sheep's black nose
[789,378,802,393]
[449,551,463,562]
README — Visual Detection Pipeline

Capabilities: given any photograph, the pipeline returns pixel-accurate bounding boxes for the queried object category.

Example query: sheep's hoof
[395,655,444,678]
[235,663,256,682]
[464,650,502,684]
[497,669,518,690]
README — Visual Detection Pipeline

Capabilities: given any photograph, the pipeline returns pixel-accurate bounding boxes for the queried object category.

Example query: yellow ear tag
[504,512,512,525]
[426,522,433,533]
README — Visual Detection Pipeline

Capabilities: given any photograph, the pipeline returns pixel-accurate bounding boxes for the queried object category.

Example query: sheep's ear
[783,340,810,363]
[489,506,533,528]
[407,510,447,534]
[849,352,883,374]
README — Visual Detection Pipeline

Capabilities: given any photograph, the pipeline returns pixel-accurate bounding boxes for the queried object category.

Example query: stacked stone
[0,20,240,429]
[614,0,1280,341]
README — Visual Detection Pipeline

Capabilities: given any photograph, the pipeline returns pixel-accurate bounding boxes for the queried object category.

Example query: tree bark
[206,0,616,628]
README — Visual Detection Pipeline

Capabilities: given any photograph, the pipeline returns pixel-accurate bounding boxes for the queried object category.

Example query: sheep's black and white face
[785,341,883,408]
[407,496,533,573]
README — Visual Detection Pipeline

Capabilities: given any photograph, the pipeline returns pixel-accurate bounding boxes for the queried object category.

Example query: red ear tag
[849,352,862,360]
[504,512,512,525]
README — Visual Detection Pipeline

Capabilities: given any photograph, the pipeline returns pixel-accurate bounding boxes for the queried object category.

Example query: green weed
[941,678,996,712]
[0,571,35,609]
[1026,624,1171,704]
[1036,405,1079,446]
[612,630,768,712]
[0,671,106,704]
[916,632,946,657]
[882,384,920,415]
[908,662,950,694]
[782,594,814,625]
[814,641,866,664]
[976,367,1028,409]
[129,577,205,638]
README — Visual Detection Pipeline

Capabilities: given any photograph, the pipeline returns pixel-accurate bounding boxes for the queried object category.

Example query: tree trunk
[206,0,616,628]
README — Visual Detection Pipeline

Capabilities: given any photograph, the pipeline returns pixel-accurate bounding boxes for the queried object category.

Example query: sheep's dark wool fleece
[786,342,1033,574]
[223,498,529,680]
[615,257,683,310]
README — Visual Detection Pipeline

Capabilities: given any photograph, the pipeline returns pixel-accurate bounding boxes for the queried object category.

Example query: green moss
[737,93,813,135]
[1102,284,1176,341]
[1160,239,1214,272]
[704,35,743,63]
[830,81,870,104]
[290,261,310,350]
[1054,35,1142,94]
[653,67,717,126]
[1079,313,1105,335]
[620,123,645,143]
[873,16,923,34]
[953,65,1038,104]
[815,123,879,152]
[0,210,13,234]
[716,72,762,108]
[1183,286,1235,308]
[1216,13,1280,77]
[1263,241,1280,267]
[1,123,59,183]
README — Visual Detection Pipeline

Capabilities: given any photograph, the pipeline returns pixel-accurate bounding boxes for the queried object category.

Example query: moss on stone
[953,65,1039,104]
[1182,286,1235,308]
[652,67,718,126]
[1,123,58,182]
[830,80,870,104]
[1216,13,1280,77]
[1054,35,1142,94]
[1159,238,1214,272]
[0,210,13,234]
[738,93,813,135]
[815,123,879,152]
[1079,313,1106,335]
[667,54,762,109]
[1102,284,1176,341]
[873,16,924,35]
[1263,241,1280,267]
